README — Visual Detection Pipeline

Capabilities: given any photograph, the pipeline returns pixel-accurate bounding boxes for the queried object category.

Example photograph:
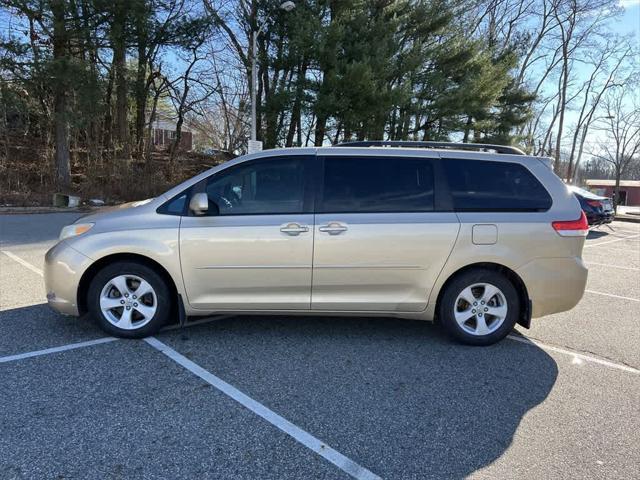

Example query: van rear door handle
[318,222,348,235]
[280,223,309,236]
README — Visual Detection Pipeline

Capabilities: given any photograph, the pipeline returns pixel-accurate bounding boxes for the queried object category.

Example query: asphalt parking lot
[1,213,639,480]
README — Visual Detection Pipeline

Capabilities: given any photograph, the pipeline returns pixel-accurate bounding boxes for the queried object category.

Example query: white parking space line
[0,316,235,364]
[507,335,640,375]
[584,233,640,248]
[610,226,640,232]
[1,250,44,276]
[0,337,117,364]
[583,245,640,255]
[585,289,639,303]
[144,336,381,480]
[586,262,640,272]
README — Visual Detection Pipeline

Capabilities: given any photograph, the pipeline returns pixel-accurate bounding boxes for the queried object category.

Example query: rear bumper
[586,211,615,225]
[44,241,93,316]
[516,257,588,318]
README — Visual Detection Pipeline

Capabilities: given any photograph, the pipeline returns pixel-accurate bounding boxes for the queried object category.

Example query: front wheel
[438,269,519,346]
[87,261,172,338]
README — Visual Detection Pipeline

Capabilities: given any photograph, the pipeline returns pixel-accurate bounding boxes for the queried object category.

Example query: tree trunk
[566,122,580,183]
[554,17,572,174]
[169,114,184,176]
[51,0,71,188]
[135,14,148,160]
[314,116,327,146]
[571,124,589,183]
[613,169,622,213]
[333,122,343,144]
[53,92,71,187]
[343,125,352,143]
[80,0,100,167]
[103,66,114,152]
[145,81,164,166]
[285,63,305,147]
[256,61,265,143]
[296,112,302,147]
[169,85,188,172]
[112,0,129,158]
[462,115,472,143]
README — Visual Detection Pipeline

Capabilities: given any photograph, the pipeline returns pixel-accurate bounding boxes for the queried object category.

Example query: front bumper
[44,241,93,316]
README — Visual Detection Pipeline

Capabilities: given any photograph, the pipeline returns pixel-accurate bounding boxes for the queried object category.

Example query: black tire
[87,261,172,338]
[438,268,519,346]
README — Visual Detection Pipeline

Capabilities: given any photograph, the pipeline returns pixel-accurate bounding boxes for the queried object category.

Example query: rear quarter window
[443,159,552,212]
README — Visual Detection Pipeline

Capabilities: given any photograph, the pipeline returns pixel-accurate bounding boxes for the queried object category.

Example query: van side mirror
[189,192,209,215]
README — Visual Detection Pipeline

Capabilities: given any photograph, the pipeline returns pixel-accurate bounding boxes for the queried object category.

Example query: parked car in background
[569,186,614,226]
[45,142,589,346]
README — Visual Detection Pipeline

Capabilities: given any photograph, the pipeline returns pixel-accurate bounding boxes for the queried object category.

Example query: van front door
[180,155,315,311]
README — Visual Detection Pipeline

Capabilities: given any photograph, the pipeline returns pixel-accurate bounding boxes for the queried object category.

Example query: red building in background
[585,180,640,206]
[150,114,193,151]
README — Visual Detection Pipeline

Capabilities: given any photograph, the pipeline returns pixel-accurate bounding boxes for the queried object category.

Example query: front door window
[204,157,307,215]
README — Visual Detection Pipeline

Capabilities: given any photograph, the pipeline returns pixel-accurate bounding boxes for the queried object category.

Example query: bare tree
[133,0,188,159]
[167,36,217,174]
[552,0,618,172]
[590,86,640,211]
[189,54,248,154]
[565,40,633,182]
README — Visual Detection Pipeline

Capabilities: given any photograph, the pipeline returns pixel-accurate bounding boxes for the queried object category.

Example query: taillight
[586,200,602,208]
[552,212,589,237]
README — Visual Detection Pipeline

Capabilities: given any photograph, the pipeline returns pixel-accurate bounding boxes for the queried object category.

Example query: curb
[616,215,640,224]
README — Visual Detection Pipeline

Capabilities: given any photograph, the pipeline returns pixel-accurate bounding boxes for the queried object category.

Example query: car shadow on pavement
[587,229,614,239]
[163,315,559,479]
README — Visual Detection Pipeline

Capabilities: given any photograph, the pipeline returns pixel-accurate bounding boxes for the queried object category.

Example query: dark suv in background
[569,186,614,226]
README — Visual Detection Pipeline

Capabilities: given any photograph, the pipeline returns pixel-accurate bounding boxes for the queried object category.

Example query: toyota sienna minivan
[45,141,589,345]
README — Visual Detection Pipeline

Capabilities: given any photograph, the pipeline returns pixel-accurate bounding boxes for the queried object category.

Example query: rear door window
[319,156,434,213]
[442,159,552,212]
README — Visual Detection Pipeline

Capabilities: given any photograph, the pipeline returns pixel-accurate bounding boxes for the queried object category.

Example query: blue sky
[615,2,640,35]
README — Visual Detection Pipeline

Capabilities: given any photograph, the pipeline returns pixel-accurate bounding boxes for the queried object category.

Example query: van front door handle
[318,222,348,235]
[280,223,309,236]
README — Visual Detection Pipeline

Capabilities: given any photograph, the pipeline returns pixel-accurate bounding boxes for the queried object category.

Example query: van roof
[333,141,525,155]
[242,143,548,165]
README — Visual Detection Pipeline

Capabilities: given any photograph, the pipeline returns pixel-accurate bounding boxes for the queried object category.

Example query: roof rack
[334,141,525,155]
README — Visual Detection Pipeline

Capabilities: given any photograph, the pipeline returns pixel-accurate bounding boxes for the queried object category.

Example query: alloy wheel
[453,282,508,336]
[99,274,157,330]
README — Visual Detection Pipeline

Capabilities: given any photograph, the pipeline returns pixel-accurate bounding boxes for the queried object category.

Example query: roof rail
[334,140,525,155]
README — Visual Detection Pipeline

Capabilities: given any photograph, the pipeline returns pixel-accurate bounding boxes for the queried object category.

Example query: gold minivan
[44,142,588,345]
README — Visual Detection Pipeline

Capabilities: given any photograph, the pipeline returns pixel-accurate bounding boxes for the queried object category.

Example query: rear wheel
[88,261,171,338]
[439,269,519,346]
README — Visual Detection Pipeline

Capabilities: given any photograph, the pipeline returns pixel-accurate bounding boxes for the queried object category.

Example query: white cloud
[619,0,640,7]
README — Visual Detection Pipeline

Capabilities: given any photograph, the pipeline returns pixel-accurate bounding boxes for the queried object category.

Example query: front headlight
[59,223,94,240]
